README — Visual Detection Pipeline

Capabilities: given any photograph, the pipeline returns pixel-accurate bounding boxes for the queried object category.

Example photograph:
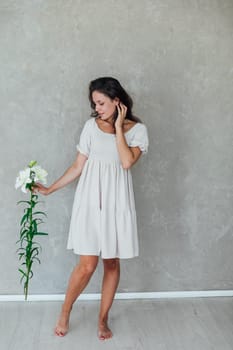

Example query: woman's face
[92,91,119,120]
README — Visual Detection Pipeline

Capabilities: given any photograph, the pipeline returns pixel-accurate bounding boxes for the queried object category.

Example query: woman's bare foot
[54,309,70,337]
[98,320,113,340]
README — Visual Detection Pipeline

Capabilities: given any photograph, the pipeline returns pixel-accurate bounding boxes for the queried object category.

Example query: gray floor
[1,297,233,350]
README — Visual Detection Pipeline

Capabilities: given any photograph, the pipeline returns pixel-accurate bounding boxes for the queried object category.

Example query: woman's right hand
[32,183,51,196]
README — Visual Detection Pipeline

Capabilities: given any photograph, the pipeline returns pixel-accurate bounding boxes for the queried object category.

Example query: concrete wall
[0,0,233,295]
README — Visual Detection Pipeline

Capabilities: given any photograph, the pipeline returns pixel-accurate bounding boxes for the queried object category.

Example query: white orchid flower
[31,165,48,184]
[15,161,48,193]
[15,168,32,193]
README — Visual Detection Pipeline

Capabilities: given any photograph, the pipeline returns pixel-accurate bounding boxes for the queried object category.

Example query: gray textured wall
[0,0,233,295]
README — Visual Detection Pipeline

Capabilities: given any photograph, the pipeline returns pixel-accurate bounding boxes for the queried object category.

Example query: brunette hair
[88,77,141,123]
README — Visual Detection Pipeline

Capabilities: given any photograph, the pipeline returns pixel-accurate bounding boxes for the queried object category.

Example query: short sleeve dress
[67,117,149,259]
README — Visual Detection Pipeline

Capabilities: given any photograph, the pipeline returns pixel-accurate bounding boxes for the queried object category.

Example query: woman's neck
[99,116,115,126]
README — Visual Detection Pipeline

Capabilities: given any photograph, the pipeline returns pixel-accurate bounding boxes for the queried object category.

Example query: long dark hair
[88,77,141,123]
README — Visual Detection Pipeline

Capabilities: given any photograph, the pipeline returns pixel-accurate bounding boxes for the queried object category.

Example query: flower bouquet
[15,160,48,300]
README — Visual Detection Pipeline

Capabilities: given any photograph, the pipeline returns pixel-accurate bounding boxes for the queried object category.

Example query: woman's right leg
[55,255,99,336]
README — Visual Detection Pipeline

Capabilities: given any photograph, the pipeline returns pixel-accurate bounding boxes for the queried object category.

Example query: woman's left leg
[98,258,120,340]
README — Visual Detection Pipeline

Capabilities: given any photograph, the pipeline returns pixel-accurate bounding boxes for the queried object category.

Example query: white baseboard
[0,290,233,302]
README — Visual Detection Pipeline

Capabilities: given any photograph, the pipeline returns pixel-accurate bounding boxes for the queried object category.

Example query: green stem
[24,187,33,300]
[17,174,47,301]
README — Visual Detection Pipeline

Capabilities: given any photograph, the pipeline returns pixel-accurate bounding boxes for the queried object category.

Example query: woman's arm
[34,152,88,195]
[115,103,142,169]
[115,127,142,169]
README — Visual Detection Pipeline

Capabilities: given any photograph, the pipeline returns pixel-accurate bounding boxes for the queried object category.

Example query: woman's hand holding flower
[32,183,50,195]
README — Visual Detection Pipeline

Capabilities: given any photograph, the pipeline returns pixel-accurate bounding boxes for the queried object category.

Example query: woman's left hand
[115,102,127,129]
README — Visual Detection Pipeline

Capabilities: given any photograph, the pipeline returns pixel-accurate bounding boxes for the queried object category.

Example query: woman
[35,77,149,340]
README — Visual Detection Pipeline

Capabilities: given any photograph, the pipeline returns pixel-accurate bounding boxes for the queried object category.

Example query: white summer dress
[67,117,149,259]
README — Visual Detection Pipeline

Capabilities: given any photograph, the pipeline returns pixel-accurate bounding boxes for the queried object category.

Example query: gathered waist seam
[88,156,121,165]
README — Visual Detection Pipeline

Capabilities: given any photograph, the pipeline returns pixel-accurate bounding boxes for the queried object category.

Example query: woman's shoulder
[84,117,95,126]
[81,117,95,131]
[124,119,147,133]
[127,120,147,132]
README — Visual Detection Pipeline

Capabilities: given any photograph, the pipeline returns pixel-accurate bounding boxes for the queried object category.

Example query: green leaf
[20,221,29,229]
[34,257,41,264]
[17,200,31,205]
[18,268,27,277]
[18,253,25,261]
[31,241,41,246]
[16,247,26,253]
[32,220,38,233]
[32,218,43,224]
[26,183,32,191]
[34,232,48,236]
[20,213,28,226]
[27,247,39,260]
[20,274,25,284]
[33,211,47,217]
[20,229,28,239]
[20,225,29,233]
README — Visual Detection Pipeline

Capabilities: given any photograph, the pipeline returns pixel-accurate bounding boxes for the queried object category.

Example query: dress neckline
[94,118,139,136]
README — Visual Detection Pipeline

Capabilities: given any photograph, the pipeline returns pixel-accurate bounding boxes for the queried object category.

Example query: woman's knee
[79,256,98,276]
[103,258,120,271]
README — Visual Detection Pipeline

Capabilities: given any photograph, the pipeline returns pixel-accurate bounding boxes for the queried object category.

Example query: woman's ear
[114,97,120,105]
